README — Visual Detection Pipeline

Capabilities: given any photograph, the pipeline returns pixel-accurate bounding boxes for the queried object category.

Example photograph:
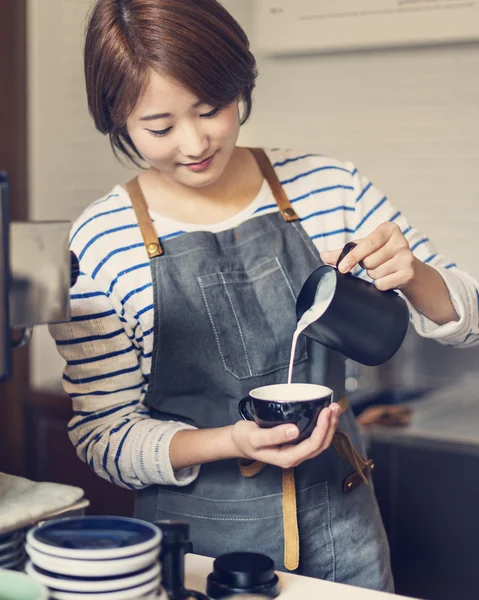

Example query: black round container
[206,552,280,599]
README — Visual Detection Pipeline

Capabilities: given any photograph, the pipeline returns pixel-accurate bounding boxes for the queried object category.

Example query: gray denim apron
[127,149,393,592]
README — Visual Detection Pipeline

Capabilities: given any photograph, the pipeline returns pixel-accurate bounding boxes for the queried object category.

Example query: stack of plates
[0,529,26,571]
[25,516,164,600]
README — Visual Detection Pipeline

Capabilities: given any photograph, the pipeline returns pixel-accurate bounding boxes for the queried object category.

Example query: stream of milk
[287,270,336,384]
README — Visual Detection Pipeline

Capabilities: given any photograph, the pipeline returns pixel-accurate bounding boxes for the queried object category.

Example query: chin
[183,172,223,188]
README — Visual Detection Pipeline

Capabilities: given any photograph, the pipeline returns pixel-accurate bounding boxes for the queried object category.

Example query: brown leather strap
[343,462,375,493]
[126,148,296,259]
[249,148,299,222]
[125,177,163,258]
[282,467,299,571]
[238,459,266,477]
[239,460,299,571]
[333,396,375,491]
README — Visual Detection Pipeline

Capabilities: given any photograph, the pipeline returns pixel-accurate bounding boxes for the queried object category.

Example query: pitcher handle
[336,241,357,269]
[238,397,254,421]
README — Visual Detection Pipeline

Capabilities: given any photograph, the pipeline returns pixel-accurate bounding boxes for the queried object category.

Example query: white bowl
[25,560,161,593]
[26,544,159,577]
[27,517,161,560]
[48,576,161,600]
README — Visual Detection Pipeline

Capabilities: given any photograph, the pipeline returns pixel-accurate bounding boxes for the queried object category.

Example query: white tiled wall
[229,0,479,276]
[29,0,479,389]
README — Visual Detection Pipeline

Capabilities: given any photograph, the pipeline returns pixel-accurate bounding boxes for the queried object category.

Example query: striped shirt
[49,148,479,490]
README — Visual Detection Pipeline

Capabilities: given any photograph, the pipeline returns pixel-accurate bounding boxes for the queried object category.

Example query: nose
[179,121,208,160]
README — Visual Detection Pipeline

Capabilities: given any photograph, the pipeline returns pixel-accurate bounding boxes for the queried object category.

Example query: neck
[138,147,264,224]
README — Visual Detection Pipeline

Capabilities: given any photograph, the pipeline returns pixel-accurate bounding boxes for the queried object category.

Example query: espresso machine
[0,171,78,381]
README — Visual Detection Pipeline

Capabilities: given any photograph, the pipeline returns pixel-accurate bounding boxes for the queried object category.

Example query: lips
[181,151,217,172]
[184,154,214,167]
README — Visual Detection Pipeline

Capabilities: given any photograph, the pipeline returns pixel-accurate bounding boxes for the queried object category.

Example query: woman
[50,0,479,591]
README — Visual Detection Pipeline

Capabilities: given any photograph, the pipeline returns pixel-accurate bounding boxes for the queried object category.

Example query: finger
[320,249,342,266]
[366,255,401,280]
[373,271,409,291]
[279,407,333,466]
[337,236,388,273]
[309,403,341,452]
[338,222,407,273]
[250,423,300,450]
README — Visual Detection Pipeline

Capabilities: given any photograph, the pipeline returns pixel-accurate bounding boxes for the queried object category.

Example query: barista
[49,0,479,592]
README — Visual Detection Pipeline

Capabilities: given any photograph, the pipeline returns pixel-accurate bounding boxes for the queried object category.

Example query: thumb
[320,248,342,266]
[255,423,299,447]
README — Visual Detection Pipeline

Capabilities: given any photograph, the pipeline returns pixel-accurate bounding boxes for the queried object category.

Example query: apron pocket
[154,487,285,566]
[197,257,307,380]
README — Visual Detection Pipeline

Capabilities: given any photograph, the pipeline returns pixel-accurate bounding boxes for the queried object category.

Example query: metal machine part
[0,173,11,381]
[0,171,77,381]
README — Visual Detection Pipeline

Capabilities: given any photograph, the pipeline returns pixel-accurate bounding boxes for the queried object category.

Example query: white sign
[254,0,479,55]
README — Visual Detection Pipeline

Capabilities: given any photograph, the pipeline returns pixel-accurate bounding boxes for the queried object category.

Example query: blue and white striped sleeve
[48,273,200,489]
[345,164,479,348]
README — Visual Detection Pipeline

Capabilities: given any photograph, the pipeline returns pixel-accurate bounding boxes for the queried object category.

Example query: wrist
[228,422,249,460]
[401,257,422,297]
[223,424,246,459]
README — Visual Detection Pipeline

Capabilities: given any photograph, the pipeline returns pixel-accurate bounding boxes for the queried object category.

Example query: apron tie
[238,396,374,571]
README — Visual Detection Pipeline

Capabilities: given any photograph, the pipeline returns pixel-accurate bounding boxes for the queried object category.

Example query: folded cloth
[0,472,86,534]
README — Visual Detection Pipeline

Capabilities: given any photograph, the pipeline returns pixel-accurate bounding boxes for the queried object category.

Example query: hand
[230,403,342,469]
[320,222,418,291]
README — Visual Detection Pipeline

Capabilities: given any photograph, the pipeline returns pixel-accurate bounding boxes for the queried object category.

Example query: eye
[147,126,173,137]
[200,107,220,118]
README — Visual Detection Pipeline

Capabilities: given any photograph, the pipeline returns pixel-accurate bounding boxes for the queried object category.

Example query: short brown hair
[84,0,257,165]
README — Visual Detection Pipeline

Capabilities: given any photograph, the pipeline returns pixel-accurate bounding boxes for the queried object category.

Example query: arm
[51,273,343,477]
[321,165,479,347]
[402,257,458,325]
[49,272,199,489]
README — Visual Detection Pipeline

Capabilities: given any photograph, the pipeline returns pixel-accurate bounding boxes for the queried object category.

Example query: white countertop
[185,554,415,599]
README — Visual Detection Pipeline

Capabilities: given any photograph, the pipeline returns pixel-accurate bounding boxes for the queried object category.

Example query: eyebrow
[140,99,205,121]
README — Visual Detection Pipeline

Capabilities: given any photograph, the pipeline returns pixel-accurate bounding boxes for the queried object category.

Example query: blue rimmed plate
[25,561,161,593]
[25,545,159,578]
[47,575,161,600]
[0,530,23,544]
[27,517,161,560]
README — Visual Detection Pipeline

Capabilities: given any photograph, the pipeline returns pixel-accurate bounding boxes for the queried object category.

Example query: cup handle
[336,241,357,269]
[238,397,254,421]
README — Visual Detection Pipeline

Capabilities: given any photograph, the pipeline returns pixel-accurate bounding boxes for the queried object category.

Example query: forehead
[131,69,199,118]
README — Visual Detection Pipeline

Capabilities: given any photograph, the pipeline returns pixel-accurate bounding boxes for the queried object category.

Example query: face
[126,70,241,188]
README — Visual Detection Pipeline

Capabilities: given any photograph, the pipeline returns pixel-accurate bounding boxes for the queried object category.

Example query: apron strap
[249,148,300,222]
[125,148,298,260]
[238,396,375,572]
[125,177,163,258]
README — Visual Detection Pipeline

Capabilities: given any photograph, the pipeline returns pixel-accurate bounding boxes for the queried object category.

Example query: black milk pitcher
[296,242,410,366]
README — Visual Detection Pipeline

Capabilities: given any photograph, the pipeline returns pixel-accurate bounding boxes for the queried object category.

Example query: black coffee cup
[238,383,333,443]
[296,242,409,366]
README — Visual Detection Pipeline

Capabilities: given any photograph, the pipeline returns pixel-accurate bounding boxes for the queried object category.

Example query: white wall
[229,0,479,277]
[29,0,479,389]
[27,0,136,389]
